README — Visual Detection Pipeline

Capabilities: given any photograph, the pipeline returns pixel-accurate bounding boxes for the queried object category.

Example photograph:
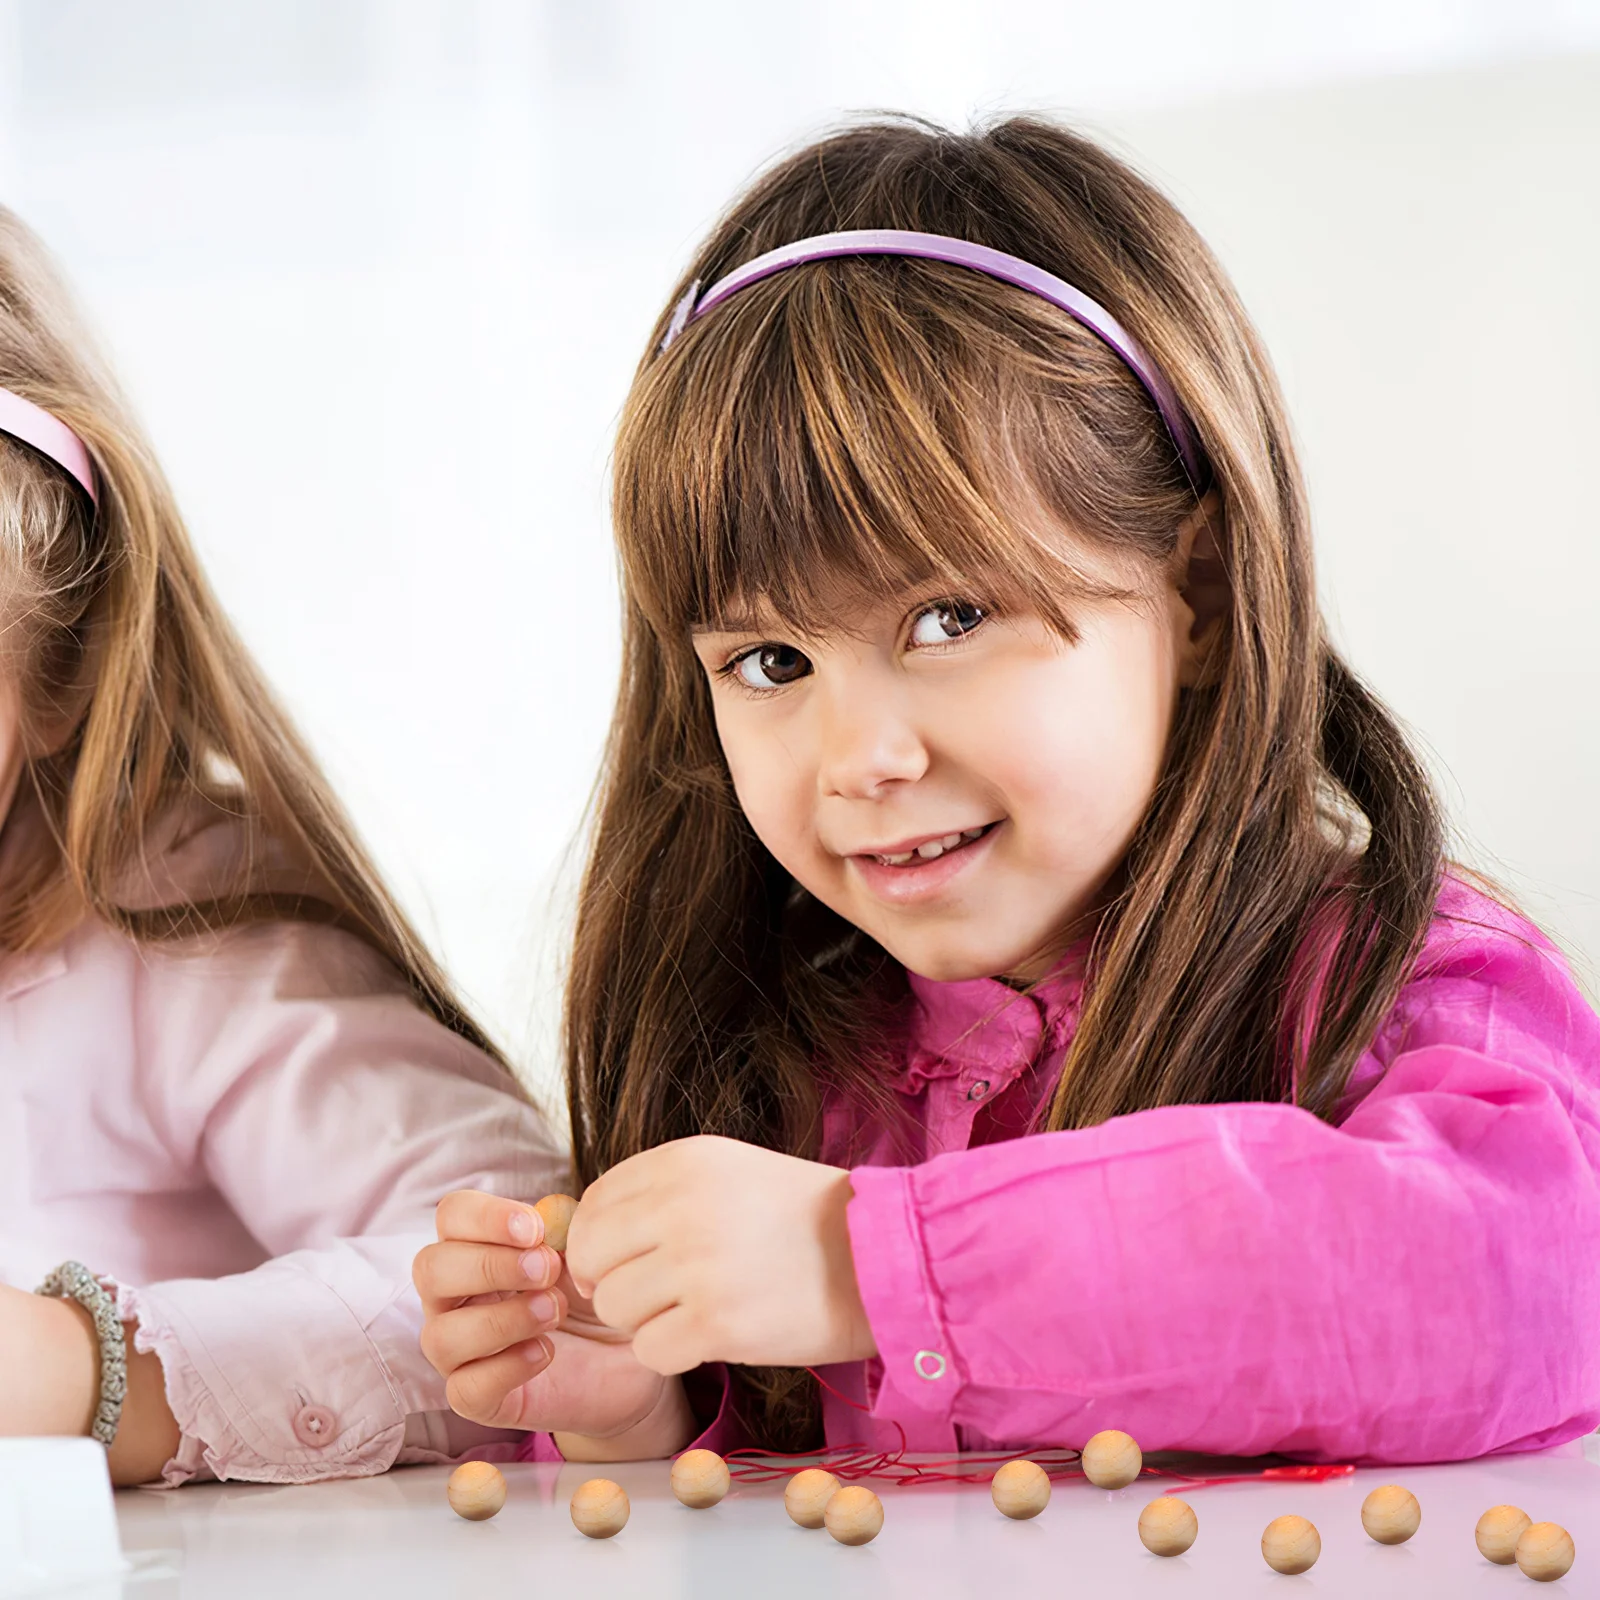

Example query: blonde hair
[0,206,501,1060]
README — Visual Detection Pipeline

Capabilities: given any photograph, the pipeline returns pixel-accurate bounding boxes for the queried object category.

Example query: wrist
[54,1303,180,1487]
[106,1323,182,1487]
[552,1377,696,1462]
[820,1168,877,1363]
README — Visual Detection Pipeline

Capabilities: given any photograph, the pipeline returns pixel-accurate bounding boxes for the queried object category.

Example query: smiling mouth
[863,823,997,867]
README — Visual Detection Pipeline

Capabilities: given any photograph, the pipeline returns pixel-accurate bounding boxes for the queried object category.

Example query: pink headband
[660,228,1206,484]
[0,386,98,506]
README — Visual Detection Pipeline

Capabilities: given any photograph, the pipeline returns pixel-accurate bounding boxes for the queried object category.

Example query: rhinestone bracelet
[35,1260,127,1447]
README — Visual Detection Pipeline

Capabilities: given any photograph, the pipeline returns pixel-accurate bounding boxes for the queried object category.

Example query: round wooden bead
[990,1459,1051,1520]
[823,1485,884,1547]
[535,1193,578,1253]
[1475,1504,1532,1564]
[670,1449,731,1509]
[1138,1496,1198,1557]
[446,1461,506,1521]
[784,1468,842,1529]
[1360,1484,1420,1545]
[569,1478,629,1539]
[1261,1514,1320,1574]
[1081,1429,1142,1490]
[1515,1522,1575,1584]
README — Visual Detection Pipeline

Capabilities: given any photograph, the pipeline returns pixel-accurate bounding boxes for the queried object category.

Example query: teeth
[872,825,991,866]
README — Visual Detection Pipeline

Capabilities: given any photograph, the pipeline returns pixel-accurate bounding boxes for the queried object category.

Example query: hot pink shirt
[2,914,565,1485]
[541,876,1599,1465]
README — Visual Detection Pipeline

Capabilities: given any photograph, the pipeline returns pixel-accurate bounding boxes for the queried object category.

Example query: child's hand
[565,1135,878,1376]
[413,1191,695,1461]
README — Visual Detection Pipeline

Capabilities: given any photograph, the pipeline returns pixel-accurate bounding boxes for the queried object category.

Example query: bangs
[614,257,1175,647]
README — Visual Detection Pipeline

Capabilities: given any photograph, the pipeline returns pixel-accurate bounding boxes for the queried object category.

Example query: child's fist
[413,1189,695,1461]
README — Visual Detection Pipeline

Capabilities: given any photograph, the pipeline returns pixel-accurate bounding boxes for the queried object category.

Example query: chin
[891,939,1020,985]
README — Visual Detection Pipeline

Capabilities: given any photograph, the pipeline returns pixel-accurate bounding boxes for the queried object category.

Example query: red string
[723,1367,1356,1491]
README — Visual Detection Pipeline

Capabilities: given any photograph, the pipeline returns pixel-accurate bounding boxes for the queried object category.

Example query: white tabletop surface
[108,1438,1598,1599]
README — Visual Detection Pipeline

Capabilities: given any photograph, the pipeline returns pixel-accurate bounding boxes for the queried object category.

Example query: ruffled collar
[890,944,1089,1095]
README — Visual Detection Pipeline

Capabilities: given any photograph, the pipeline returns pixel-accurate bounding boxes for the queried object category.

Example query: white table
[112,1438,1598,1598]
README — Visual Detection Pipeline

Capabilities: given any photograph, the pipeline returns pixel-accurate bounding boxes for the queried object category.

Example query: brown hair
[566,115,1444,1442]
[0,206,501,1062]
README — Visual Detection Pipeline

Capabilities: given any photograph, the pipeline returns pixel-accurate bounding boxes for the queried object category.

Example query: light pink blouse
[1,912,565,1485]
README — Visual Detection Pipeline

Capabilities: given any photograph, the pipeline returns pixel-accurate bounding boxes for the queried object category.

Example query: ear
[1170,489,1229,688]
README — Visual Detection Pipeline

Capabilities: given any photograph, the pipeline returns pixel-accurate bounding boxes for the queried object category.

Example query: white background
[0,1,1595,1101]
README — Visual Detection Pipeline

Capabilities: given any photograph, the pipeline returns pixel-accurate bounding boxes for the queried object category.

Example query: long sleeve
[115,921,567,1485]
[846,901,1600,1464]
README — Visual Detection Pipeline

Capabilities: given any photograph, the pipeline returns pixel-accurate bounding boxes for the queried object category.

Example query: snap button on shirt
[966,1079,990,1101]
[292,1403,337,1447]
[913,1349,947,1381]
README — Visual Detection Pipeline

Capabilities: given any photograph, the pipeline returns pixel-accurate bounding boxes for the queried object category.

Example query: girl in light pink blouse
[0,207,571,1485]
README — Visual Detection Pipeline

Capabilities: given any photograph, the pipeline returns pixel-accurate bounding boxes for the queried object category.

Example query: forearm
[850,1054,1600,1461]
[0,1292,99,1435]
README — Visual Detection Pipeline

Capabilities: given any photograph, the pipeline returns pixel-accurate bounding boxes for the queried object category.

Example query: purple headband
[0,386,98,506]
[659,228,1206,483]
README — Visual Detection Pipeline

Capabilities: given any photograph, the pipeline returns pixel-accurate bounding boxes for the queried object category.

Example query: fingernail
[507,1211,535,1245]
[528,1291,559,1324]
[519,1248,555,1285]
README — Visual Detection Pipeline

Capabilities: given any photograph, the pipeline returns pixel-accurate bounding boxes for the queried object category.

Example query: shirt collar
[896,944,1089,1088]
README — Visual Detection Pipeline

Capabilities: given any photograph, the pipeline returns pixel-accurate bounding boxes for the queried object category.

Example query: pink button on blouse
[291,1405,338,1449]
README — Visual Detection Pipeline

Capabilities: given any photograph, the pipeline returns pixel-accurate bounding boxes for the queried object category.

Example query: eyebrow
[691,613,775,637]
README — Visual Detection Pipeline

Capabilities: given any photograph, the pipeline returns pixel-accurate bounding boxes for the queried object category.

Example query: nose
[815,678,929,799]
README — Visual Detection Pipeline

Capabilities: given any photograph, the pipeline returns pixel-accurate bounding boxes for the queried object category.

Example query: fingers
[435,1188,544,1248]
[445,1338,554,1427]
[629,1305,705,1377]
[587,1251,679,1337]
[413,1240,562,1316]
[566,1194,666,1297]
[420,1287,567,1378]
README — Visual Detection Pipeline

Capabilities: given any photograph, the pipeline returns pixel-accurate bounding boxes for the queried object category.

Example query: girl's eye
[908,598,988,647]
[729,643,812,689]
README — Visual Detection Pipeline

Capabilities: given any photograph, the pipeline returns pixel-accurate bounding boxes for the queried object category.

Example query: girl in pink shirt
[416,116,1600,1466]
[0,208,568,1484]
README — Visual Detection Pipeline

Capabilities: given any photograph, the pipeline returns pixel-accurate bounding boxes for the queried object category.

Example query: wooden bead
[1261,1514,1320,1574]
[1360,1484,1420,1545]
[823,1485,884,1546]
[569,1478,629,1539]
[990,1459,1051,1520]
[535,1193,578,1253]
[1081,1429,1142,1490]
[1515,1522,1575,1584]
[446,1461,506,1521]
[1138,1496,1198,1557]
[784,1468,842,1529]
[1475,1504,1532,1564]
[670,1449,730,1509]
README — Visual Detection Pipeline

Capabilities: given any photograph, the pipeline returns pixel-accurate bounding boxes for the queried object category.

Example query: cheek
[968,626,1177,849]
[713,705,815,866]
[0,674,23,755]
[0,678,25,818]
